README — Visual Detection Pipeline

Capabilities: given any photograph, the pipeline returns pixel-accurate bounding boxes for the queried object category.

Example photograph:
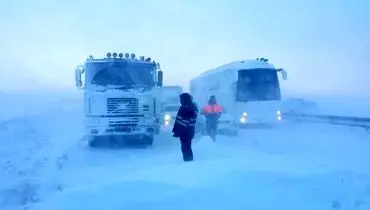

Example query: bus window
[236,69,281,102]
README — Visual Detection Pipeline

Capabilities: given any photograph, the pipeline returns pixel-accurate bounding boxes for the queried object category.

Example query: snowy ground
[1,92,370,210]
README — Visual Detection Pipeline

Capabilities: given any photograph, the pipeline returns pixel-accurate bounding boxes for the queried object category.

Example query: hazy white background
[0,0,369,96]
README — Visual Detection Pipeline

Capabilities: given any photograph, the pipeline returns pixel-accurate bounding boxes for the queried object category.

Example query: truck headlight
[164,114,171,121]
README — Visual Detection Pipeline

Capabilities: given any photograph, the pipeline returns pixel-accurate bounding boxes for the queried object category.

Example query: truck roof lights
[130,53,136,59]
[96,52,156,62]
[256,57,268,62]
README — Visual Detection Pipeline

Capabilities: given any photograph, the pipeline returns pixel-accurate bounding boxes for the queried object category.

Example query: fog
[0,0,369,97]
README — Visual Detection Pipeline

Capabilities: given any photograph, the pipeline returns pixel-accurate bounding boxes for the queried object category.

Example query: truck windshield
[236,69,281,102]
[89,62,155,87]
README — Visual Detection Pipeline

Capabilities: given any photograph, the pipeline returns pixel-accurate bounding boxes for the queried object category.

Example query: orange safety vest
[202,104,222,114]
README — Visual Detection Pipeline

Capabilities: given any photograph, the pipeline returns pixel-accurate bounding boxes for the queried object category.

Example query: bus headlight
[164,114,171,121]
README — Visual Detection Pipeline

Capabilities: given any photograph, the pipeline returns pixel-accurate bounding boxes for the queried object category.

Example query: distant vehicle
[190,58,288,128]
[162,104,180,127]
[74,52,163,147]
[159,86,183,104]
[158,86,183,126]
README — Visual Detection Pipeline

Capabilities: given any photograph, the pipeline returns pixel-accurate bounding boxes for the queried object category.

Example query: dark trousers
[206,121,218,141]
[180,136,193,162]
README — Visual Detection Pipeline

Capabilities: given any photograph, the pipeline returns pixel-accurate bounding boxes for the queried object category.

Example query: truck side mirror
[157,70,163,87]
[75,66,83,88]
[277,68,288,80]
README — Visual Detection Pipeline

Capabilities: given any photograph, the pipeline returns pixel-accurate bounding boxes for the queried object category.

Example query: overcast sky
[0,0,369,96]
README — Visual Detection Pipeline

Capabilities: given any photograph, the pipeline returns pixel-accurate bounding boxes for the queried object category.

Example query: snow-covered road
[1,95,370,210]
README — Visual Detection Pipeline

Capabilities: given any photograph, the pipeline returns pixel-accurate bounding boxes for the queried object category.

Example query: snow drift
[30,146,370,210]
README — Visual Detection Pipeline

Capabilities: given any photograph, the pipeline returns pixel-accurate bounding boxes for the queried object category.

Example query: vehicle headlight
[240,112,247,124]
[276,110,282,120]
[240,116,247,123]
[276,110,281,115]
[164,114,171,121]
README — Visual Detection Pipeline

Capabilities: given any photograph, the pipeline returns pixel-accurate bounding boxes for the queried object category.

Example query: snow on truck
[190,58,287,128]
[74,52,163,147]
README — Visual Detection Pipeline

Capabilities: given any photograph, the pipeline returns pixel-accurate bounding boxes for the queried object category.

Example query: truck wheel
[144,135,154,146]
[88,136,99,147]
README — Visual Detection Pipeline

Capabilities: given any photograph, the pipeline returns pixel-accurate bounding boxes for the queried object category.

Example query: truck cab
[75,52,163,147]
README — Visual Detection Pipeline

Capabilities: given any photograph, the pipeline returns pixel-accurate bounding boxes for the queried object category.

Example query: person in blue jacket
[172,93,197,162]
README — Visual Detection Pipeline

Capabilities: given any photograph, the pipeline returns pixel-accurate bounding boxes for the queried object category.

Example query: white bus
[190,58,287,127]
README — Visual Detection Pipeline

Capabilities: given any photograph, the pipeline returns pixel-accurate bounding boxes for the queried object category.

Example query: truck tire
[88,136,111,147]
[88,136,99,147]
[144,135,154,146]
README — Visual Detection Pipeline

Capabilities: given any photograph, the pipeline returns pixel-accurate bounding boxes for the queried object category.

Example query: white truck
[75,52,163,147]
[190,58,288,129]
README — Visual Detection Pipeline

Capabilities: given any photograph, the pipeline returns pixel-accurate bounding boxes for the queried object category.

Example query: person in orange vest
[201,95,222,141]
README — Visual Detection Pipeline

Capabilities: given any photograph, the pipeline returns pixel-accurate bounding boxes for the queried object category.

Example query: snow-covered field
[1,91,370,210]
[287,94,370,118]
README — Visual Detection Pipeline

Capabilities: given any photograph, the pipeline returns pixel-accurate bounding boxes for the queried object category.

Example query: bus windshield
[236,69,281,102]
[88,62,155,88]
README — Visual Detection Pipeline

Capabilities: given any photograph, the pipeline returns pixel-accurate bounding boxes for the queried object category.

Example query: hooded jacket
[172,93,197,139]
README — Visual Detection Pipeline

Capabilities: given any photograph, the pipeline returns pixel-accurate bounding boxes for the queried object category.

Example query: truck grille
[107,98,139,114]
[109,118,139,127]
